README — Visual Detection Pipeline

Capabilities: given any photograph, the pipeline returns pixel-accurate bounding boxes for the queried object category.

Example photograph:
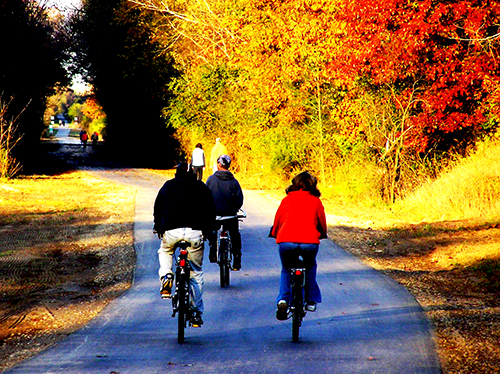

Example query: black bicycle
[170,240,196,343]
[290,254,307,342]
[216,209,246,288]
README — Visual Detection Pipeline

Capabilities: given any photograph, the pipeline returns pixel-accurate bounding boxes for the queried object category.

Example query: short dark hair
[196,143,202,148]
[285,171,321,197]
[175,161,189,175]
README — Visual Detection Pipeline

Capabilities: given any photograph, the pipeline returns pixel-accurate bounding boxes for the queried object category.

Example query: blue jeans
[277,243,321,305]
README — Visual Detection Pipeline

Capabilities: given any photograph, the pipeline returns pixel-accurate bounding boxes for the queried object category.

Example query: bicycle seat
[176,240,191,249]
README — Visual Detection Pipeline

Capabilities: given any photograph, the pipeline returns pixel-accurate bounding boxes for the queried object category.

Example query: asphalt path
[5,163,442,373]
[53,127,81,144]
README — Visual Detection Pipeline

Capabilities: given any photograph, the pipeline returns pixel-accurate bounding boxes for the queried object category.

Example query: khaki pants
[158,228,204,313]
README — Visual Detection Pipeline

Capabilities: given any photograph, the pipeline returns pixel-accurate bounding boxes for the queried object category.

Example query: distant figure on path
[81,131,88,148]
[91,132,99,148]
[191,143,205,181]
[209,138,228,174]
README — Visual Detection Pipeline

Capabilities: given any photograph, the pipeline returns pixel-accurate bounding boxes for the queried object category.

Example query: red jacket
[271,190,327,244]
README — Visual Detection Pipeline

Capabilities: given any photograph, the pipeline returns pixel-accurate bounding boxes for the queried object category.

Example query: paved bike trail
[53,127,81,144]
[5,169,441,373]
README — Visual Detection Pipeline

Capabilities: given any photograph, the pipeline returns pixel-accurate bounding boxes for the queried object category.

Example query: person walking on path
[191,143,205,181]
[206,154,244,270]
[91,132,99,148]
[209,138,228,174]
[81,131,88,148]
[153,162,216,327]
[269,171,327,320]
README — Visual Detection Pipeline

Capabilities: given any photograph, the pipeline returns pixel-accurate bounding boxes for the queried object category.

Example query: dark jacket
[206,170,244,216]
[153,172,216,236]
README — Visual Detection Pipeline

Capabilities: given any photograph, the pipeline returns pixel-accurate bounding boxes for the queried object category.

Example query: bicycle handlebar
[216,209,247,221]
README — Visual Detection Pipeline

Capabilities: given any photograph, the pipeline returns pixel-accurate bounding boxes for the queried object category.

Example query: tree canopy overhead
[1,0,69,165]
[70,0,179,166]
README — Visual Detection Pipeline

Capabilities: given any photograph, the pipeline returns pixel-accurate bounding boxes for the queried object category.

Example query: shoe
[232,255,241,271]
[160,273,174,299]
[276,300,288,321]
[191,311,203,327]
[305,302,317,312]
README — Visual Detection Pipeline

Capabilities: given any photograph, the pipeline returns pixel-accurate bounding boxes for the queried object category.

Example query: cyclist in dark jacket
[153,162,216,327]
[154,165,215,236]
[206,154,244,270]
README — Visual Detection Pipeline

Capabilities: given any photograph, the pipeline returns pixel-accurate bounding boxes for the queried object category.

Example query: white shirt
[191,148,205,167]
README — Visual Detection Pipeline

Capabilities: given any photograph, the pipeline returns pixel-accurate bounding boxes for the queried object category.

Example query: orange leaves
[299,0,330,13]
[148,0,500,167]
[82,97,105,120]
[235,0,344,100]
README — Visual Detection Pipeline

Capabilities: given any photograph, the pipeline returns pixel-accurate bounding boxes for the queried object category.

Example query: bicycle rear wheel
[224,253,230,286]
[177,276,187,343]
[291,276,303,342]
[219,241,230,288]
[292,309,300,342]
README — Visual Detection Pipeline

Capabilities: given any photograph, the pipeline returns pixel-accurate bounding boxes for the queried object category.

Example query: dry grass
[0,170,136,371]
[398,141,500,224]
[328,211,500,373]
[324,141,500,373]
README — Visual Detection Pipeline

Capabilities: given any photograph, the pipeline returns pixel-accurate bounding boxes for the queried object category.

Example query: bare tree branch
[128,0,240,62]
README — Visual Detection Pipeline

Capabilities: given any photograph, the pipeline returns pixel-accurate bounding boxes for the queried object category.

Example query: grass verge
[0,170,136,371]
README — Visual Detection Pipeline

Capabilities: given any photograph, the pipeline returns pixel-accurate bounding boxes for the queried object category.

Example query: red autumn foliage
[336,0,500,151]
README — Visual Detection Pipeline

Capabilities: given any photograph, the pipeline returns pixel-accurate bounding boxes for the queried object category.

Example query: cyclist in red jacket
[270,171,327,320]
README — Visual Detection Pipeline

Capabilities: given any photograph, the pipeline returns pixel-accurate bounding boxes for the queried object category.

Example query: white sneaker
[305,302,317,312]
